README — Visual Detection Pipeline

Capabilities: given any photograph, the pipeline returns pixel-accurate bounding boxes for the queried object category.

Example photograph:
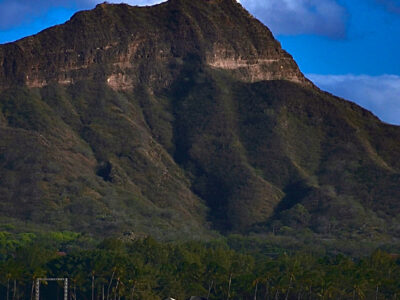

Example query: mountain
[0,0,399,241]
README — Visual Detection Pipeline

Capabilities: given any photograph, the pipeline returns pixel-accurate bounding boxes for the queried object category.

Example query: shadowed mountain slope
[0,0,399,240]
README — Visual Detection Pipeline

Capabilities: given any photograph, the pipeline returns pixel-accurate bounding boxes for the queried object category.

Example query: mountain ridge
[0,0,312,92]
[0,0,399,242]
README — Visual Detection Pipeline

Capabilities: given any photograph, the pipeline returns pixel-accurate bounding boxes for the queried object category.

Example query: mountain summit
[0,0,399,240]
[0,0,310,91]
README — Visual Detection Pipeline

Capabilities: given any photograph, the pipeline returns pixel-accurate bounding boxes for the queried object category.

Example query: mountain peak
[0,0,400,240]
[0,0,311,91]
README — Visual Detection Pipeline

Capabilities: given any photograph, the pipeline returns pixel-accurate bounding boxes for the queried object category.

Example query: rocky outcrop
[0,0,399,239]
[0,0,312,92]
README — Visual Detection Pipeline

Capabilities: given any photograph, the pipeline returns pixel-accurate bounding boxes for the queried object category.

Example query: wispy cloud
[0,1,36,29]
[240,0,348,38]
[0,0,170,30]
[308,74,400,125]
[87,0,165,5]
[0,0,83,29]
[376,0,400,14]
[0,0,348,38]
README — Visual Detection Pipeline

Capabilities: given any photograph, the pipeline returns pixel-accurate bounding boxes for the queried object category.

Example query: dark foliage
[1,233,400,299]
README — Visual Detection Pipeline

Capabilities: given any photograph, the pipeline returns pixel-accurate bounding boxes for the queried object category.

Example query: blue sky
[0,0,399,125]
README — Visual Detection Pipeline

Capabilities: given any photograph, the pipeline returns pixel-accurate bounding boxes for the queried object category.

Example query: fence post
[64,279,68,300]
[35,279,40,300]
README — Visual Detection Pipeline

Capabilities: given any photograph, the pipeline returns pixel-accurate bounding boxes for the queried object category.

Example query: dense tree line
[0,232,400,299]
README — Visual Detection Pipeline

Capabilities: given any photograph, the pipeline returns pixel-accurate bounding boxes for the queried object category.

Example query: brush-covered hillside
[0,0,399,242]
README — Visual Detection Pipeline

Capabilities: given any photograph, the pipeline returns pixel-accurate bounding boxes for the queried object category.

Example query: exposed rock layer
[0,0,399,240]
[0,0,311,92]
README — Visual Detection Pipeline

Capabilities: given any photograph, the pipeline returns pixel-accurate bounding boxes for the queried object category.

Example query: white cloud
[308,74,400,125]
[240,0,348,38]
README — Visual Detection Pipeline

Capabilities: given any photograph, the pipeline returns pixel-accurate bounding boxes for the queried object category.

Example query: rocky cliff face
[0,0,399,240]
[0,0,310,92]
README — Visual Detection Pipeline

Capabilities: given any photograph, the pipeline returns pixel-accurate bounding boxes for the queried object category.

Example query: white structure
[35,278,68,300]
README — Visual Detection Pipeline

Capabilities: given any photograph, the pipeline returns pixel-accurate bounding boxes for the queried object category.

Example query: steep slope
[0,0,399,240]
[0,0,310,91]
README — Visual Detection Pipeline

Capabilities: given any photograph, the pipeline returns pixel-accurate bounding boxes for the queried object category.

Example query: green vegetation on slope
[0,0,399,244]
[1,69,400,242]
